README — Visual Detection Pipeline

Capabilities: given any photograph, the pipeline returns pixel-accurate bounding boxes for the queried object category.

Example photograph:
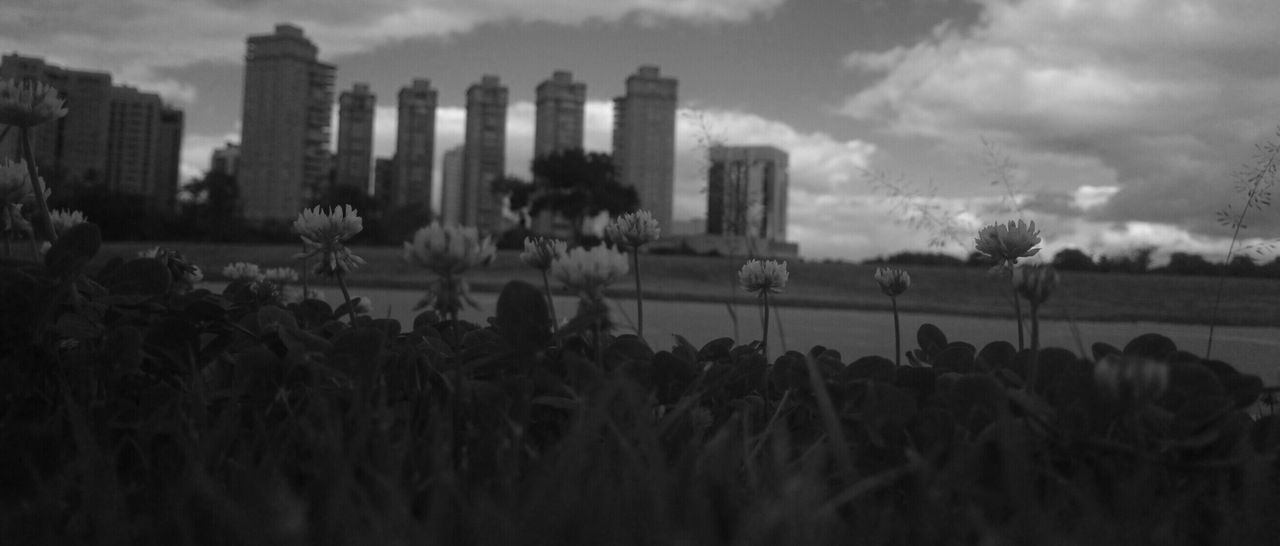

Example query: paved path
[339,286,1279,384]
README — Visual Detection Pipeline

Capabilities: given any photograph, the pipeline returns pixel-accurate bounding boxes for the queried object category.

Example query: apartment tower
[393,79,437,210]
[706,145,789,242]
[461,75,508,234]
[334,83,375,193]
[239,24,335,224]
[612,65,678,229]
[0,54,114,187]
[440,145,464,225]
[0,54,183,213]
[533,70,586,235]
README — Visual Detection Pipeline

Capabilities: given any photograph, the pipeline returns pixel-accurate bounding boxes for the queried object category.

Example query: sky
[4,0,1280,264]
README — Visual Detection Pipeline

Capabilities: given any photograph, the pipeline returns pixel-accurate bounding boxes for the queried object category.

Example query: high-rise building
[335,83,375,193]
[153,107,184,214]
[373,157,395,210]
[0,54,183,212]
[393,79,437,211]
[612,65,677,229]
[238,23,335,224]
[104,86,163,196]
[706,145,789,242]
[534,70,585,157]
[532,70,586,236]
[440,145,464,225]
[210,142,241,176]
[1,53,114,187]
[461,75,507,234]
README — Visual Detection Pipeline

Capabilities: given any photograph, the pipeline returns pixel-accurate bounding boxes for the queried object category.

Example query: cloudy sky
[5,0,1280,263]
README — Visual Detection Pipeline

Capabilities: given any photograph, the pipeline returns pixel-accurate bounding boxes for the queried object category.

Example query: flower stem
[335,271,358,325]
[631,248,644,339]
[891,295,901,366]
[1026,303,1041,392]
[761,292,770,362]
[540,269,559,337]
[1011,281,1025,352]
[20,128,56,243]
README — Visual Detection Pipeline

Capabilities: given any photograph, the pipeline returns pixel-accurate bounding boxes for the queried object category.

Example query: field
[101,241,1280,326]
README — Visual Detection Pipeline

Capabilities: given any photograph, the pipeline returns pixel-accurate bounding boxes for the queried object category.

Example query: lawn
[99,241,1280,326]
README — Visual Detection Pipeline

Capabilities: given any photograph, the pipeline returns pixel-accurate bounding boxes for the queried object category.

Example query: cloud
[840,0,1280,242]
[0,0,784,94]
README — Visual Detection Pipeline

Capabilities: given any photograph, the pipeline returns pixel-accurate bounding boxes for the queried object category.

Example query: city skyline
[4,0,1280,262]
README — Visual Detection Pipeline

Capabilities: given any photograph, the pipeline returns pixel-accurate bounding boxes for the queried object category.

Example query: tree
[529,149,639,242]
[1165,252,1216,276]
[493,175,535,229]
[1050,248,1095,271]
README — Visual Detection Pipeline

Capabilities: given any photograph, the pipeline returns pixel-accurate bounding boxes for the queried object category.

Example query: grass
[98,241,1280,326]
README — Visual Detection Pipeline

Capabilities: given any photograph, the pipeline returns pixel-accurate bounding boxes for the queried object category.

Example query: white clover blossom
[874,267,911,297]
[738,259,788,295]
[351,296,374,316]
[221,262,264,281]
[403,222,496,276]
[48,209,87,236]
[262,267,299,283]
[292,205,365,277]
[1012,264,1059,306]
[975,219,1042,268]
[604,210,661,249]
[520,236,567,271]
[0,79,68,128]
[551,245,630,299]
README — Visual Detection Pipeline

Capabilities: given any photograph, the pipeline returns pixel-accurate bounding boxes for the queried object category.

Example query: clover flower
[222,262,264,282]
[292,205,365,277]
[604,210,661,249]
[520,236,567,271]
[262,267,299,283]
[738,259,789,295]
[48,209,87,237]
[551,245,629,299]
[403,222,496,276]
[975,219,1041,268]
[874,267,911,297]
[0,79,68,128]
[352,296,373,316]
[1013,264,1059,306]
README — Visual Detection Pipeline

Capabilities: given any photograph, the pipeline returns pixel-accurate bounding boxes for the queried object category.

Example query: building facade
[210,142,240,176]
[393,79,437,211]
[335,83,375,194]
[1,54,183,213]
[707,145,789,242]
[532,70,586,236]
[534,70,585,157]
[461,75,507,234]
[238,23,335,225]
[612,65,678,230]
[1,54,115,188]
[153,107,184,213]
[440,145,464,225]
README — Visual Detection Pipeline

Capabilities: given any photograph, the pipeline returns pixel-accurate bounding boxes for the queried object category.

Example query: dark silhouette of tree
[529,149,638,242]
[1164,252,1216,276]
[1050,248,1095,271]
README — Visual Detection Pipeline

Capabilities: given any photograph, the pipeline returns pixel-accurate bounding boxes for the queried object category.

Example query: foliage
[3,228,1278,545]
[864,251,964,267]
[528,149,639,242]
[1050,247,1096,271]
